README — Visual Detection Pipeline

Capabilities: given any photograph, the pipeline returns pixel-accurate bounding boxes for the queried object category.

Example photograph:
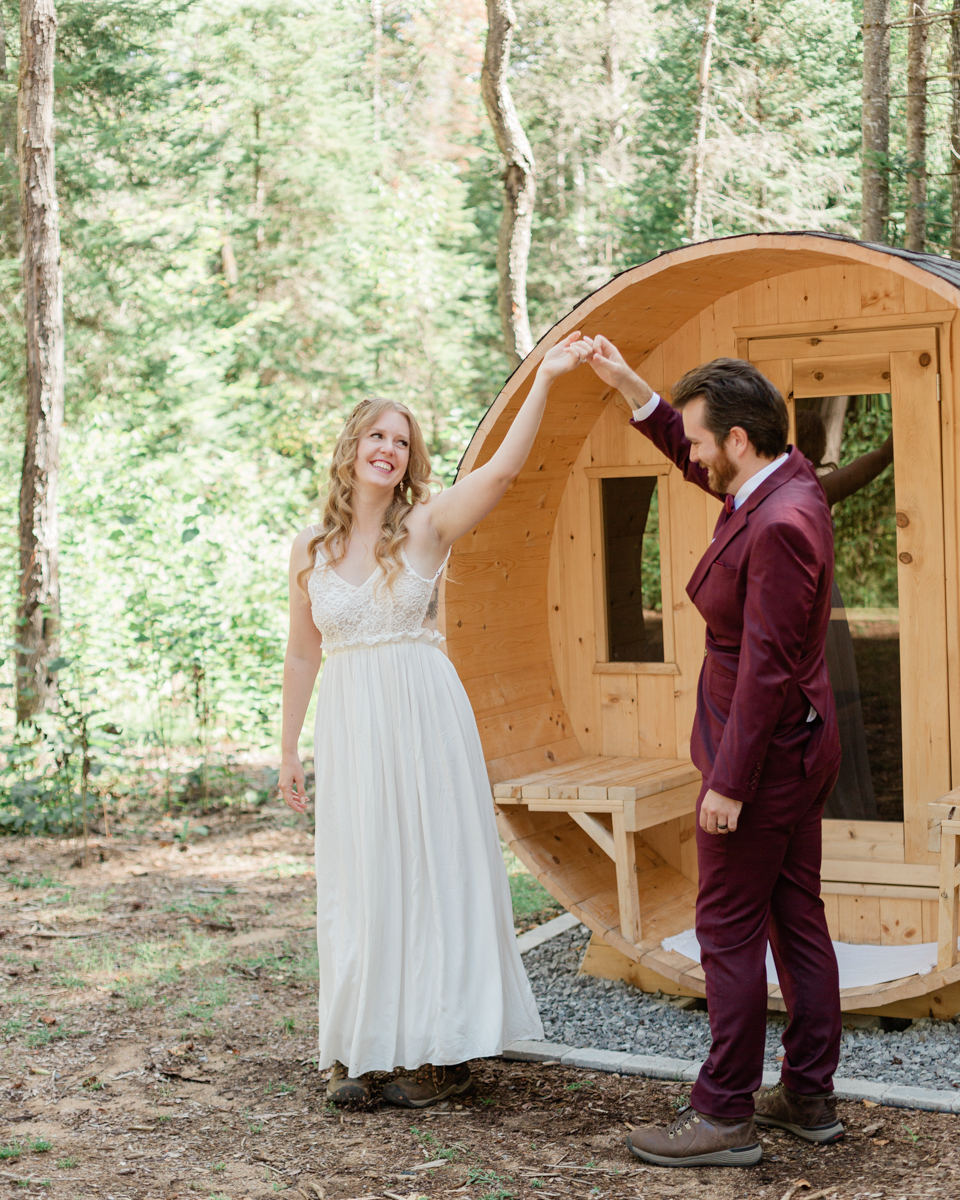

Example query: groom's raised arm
[586,334,717,497]
[629,394,715,496]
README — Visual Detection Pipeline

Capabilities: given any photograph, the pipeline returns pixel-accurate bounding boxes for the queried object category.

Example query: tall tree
[905,1,929,251]
[689,0,718,242]
[481,0,535,367]
[862,0,890,241]
[16,0,65,724]
[0,10,19,254]
[952,0,960,258]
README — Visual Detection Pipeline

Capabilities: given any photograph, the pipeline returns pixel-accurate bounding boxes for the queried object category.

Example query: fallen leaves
[779,1182,839,1200]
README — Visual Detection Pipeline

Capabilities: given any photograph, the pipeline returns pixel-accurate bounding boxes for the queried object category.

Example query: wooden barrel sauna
[441,233,960,1019]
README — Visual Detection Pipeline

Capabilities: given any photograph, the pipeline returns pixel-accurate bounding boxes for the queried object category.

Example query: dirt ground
[1,808,958,1200]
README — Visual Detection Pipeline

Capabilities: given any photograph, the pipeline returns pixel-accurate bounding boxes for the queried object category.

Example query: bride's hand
[537,330,594,382]
[279,753,308,814]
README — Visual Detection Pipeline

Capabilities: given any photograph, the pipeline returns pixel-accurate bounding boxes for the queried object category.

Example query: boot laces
[666,1106,702,1139]
[412,1063,446,1090]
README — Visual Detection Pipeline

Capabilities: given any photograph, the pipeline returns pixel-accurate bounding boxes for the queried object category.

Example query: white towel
[662,927,949,990]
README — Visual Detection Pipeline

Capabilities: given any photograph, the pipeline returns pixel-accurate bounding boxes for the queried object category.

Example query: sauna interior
[442,233,960,1018]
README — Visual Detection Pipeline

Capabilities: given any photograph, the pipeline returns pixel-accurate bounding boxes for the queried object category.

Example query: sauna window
[600,475,664,663]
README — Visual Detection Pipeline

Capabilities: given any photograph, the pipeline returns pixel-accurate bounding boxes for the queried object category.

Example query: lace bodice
[308,546,447,653]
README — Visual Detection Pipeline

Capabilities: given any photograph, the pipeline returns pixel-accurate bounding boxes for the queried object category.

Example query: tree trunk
[689,0,718,243]
[0,11,20,255]
[481,0,535,368]
[905,2,929,252]
[603,0,625,170]
[818,396,849,468]
[16,0,65,725]
[951,0,960,258]
[861,0,890,242]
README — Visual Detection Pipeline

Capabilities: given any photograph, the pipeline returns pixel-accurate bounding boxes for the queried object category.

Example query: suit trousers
[689,766,842,1120]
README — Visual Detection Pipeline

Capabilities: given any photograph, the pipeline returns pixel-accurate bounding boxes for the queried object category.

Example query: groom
[583,339,844,1168]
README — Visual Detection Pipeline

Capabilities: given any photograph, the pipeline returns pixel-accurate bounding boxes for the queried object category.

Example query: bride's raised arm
[421,330,590,550]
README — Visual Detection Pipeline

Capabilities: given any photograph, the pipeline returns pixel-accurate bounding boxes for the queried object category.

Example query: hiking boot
[381,1062,472,1108]
[626,1106,761,1167]
[754,1081,844,1144]
[326,1061,371,1105]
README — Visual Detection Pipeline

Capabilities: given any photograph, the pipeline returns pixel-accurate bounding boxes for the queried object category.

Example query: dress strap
[401,546,450,582]
[433,548,452,579]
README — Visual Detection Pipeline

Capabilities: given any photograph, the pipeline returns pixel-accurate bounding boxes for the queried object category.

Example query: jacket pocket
[706,659,737,703]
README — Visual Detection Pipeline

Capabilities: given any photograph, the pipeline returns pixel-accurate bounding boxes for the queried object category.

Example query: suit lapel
[685,447,806,601]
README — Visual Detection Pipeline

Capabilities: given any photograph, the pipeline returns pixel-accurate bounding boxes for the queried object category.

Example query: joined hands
[541,333,655,412]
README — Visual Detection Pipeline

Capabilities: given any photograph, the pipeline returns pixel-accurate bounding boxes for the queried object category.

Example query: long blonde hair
[298,398,433,594]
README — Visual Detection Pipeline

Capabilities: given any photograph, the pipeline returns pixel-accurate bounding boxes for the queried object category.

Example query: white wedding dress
[308,542,543,1077]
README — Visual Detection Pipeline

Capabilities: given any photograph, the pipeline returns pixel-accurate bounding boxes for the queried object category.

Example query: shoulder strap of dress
[308,525,328,565]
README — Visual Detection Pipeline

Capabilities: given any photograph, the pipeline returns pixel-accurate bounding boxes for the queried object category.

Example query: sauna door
[744,324,948,866]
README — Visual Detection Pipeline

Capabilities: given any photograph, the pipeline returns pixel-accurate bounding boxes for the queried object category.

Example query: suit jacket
[631,401,841,803]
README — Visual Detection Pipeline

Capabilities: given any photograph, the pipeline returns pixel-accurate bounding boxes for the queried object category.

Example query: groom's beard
[707,445,738,496]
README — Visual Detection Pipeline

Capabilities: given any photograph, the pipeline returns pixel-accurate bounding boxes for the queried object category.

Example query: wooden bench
[493,756,701,946]
[928,792,960,971]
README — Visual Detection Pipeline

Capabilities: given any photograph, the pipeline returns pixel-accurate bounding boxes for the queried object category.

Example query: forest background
[0,0,932,835]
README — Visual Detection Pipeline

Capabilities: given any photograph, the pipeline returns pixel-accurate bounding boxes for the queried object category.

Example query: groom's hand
[586,334,655,410]
[700,789,743,835]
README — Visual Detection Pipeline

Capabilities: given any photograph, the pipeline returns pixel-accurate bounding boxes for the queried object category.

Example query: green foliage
[503,845,563,926]
[832,400,896,608]
[3,874,55,889]
[0,0,933,834]
[0,665,123,834]
[27,1026,66,1049]
[467,1168,514,1200]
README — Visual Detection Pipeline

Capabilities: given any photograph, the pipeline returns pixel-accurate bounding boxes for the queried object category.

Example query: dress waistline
[323,629,445,656]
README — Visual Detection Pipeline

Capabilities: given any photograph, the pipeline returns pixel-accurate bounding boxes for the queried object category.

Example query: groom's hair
[671,358,789,459]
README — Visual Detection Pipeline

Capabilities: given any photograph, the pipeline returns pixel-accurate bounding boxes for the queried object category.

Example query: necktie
[714,493,735,536]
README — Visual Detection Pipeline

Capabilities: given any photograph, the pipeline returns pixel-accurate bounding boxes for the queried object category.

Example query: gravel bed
[523,925,960,1091]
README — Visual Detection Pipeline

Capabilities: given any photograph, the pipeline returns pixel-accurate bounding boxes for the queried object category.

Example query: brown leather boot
[754,1081,844,1143]
[381,1062,471,1108]
[326,1061,371,1105]
[626,1106,761,1167]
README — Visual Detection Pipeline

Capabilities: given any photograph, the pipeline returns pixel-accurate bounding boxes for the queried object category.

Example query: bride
[279,331,590,1107]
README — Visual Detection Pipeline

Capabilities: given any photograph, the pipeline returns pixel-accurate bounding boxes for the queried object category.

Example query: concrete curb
[502,1040,960,1113]
[516,911,582,954]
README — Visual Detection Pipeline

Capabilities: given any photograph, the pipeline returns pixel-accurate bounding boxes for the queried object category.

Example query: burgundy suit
[632,399,842,1119]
